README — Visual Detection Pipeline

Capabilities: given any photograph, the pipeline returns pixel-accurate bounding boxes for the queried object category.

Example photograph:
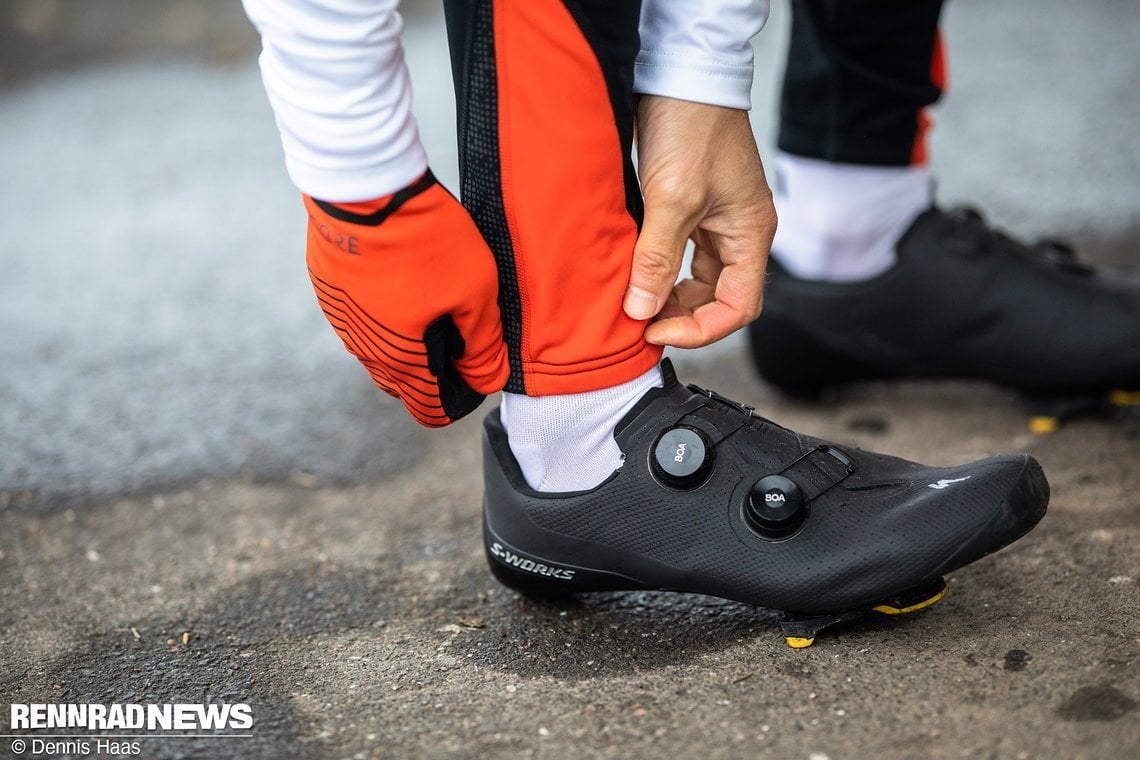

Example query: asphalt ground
[1,1,1138,758]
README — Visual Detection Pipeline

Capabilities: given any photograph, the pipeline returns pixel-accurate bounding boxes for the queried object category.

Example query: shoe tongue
[612,358,687,438]
[659,357,679,388]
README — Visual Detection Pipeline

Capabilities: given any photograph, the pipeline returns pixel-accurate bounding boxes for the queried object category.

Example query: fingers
[644,279,762,348]
[449,319,510,395]
[449,293,511,396]
[644,226,769,348]
[358,357,452,427]
[645,303,745,348]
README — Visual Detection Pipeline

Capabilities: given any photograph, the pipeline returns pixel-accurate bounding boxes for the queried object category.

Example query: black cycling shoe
[482,359,1049,648]
[748,207,1140,431]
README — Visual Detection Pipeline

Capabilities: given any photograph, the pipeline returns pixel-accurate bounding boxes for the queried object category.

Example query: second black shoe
[748,207,1140,408]
[482,360,1049,647]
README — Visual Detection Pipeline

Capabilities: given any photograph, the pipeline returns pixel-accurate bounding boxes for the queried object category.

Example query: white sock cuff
[772,154,933,282]
[501,365,664,493]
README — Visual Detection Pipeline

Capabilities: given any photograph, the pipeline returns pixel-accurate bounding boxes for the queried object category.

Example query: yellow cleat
[1025,389,1140,432]
[778,578,948,648]
[1109,389,1140,408]
[872,583,948,615]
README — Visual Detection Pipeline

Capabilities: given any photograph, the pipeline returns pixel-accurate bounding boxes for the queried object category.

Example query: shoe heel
[483,516,651,598]
[484,543,575,599]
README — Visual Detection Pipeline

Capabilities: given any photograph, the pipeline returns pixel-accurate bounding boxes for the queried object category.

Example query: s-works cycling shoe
[748,207,1140,431]
[482,360,1049,648]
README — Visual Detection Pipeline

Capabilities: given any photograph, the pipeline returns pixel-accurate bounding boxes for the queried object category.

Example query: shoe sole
[485,518,951,649]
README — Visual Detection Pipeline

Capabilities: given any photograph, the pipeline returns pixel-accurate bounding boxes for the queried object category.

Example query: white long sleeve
[243,1,770,202]
[242,0,427,201]
[635,0,770,110]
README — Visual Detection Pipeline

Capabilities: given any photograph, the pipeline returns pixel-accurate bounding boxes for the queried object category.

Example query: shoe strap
[676,389,753,446]
[778,446,855,503]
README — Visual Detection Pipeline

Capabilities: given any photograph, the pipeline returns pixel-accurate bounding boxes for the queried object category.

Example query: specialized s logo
[927,476,972,490]
[489,542,576,580]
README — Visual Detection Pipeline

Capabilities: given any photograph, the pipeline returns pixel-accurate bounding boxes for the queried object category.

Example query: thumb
[624,202,695,321]
[449,299,511,396]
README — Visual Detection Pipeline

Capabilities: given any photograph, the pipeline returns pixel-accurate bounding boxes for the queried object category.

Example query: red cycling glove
[305,170,509,427]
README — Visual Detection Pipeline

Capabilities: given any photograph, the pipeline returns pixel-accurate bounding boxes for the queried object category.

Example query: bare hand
[624,96,776,348]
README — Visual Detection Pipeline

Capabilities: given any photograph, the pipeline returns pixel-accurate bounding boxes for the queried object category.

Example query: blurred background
[2,0,1138,509]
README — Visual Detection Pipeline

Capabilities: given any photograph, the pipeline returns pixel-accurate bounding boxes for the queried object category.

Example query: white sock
[771,153,933,282]
[501,365,663,493]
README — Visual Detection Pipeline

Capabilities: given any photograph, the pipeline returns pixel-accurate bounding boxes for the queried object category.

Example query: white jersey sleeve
[634,0,770,110]
[242,0,428,201]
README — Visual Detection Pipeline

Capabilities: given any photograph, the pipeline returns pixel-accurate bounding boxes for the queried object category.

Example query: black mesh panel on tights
[450,0,526,394]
